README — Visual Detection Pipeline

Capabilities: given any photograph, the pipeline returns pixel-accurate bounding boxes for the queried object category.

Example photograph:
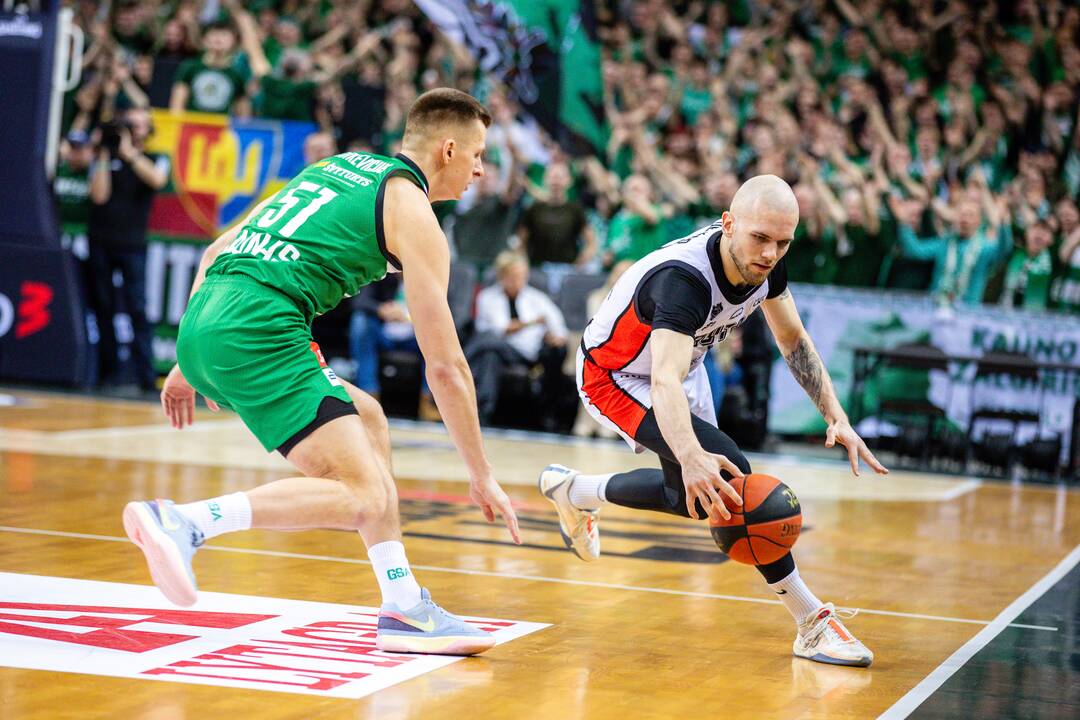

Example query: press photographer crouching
[88,108,169,391]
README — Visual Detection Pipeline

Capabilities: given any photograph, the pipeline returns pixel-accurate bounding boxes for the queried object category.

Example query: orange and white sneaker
[793,604,873,667]
[538,464,599,562]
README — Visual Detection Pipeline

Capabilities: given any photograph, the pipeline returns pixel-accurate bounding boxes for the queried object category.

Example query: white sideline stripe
[0,525,1057,633]
[49,419,247,439]
[936,479,983,500]
[879,541,1080,719]
[32,421,984,501]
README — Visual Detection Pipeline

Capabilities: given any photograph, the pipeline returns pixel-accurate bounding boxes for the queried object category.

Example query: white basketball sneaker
[793,604,873,668]
[538,464,600,562]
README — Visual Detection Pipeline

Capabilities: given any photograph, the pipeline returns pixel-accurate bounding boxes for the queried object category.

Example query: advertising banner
[771,284,1080,450]
[0,245,87,384]
[139,110,317,371]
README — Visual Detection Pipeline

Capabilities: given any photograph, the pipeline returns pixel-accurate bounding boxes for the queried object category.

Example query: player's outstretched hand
[161,364,219,429]
[825,419,888,477]
[469,474,521,545]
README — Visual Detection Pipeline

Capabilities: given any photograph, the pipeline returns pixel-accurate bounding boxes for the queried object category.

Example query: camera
[98,119,131,155]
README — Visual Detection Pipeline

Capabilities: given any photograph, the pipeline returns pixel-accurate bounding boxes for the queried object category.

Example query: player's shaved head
[730,174,799,223]
[720,174,799,286]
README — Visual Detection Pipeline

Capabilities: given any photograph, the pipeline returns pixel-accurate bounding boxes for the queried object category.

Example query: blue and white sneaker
[122,499,204,607]
[375,589,496,656]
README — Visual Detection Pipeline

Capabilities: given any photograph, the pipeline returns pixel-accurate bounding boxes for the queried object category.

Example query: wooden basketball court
[2,389,1078,719]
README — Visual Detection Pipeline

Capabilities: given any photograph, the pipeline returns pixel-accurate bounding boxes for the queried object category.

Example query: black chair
[557,271,607,332]
[874,342,952,465]
[380,262,477,419]
[489,344,574,432]
[378,349,423,418]
[966,351,1045,474]
[527,267,550,294]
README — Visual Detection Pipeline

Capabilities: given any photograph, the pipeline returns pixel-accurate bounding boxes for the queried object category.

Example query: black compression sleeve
[636,267,711,335]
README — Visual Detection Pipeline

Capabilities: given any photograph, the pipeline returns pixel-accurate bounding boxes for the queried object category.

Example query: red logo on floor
[0,574,547,697]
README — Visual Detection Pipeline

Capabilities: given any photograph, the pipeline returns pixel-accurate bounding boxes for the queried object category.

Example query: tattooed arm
[763,288,846,422]
[784,334,847,422]
[762,288,888,476]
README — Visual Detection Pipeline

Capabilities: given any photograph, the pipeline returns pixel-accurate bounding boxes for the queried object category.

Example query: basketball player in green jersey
[122,88,519,656]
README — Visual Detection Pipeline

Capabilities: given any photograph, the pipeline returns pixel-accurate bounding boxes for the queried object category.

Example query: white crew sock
[769,568,824,629]
[174,492,252,540]
[568,473,612,511]
[368,540,423,609]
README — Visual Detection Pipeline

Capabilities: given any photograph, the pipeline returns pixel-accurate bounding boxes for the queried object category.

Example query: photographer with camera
[87,107,169,392]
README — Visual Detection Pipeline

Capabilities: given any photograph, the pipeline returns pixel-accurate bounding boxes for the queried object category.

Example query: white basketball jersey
[581,220,773,376]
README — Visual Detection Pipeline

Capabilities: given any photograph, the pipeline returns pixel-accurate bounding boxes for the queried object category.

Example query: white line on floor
[0,525,1058,633]
[879,541,1080,719]
[48,418,246,440]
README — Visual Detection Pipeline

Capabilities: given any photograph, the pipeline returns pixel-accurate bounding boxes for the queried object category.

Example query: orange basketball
[708,473,802,565]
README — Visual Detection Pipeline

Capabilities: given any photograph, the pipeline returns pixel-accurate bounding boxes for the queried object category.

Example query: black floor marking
[909,561,1080,719]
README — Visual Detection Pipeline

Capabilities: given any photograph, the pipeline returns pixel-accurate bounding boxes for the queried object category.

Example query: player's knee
[662,485,694,519]
[346,479,396,525]
[353,391,388,435]
[730,450,751,476]
[701,440,751,476]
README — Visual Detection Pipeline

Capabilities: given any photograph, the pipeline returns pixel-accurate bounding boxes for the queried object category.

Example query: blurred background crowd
[54,0,1080,439]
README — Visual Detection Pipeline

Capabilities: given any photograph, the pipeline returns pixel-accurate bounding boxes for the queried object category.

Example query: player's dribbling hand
[680,448,744,522]
[469,474,521,545]
[161,364,219,429]
[825,419,888,477]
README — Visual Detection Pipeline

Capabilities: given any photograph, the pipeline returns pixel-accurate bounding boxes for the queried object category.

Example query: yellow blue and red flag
[146,109,316,238]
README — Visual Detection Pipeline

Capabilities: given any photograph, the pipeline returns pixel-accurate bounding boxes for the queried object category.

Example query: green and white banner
[414,0,607,155]
[772,284,1080,449]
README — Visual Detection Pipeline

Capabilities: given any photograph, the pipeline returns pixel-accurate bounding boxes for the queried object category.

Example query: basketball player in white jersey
[540,175,887,667]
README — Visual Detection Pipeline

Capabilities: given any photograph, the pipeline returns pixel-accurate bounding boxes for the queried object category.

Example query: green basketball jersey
[208,152,428,321]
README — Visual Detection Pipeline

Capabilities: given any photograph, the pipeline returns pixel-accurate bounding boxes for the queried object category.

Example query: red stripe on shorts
[581,357,647,438]
[587,302,652,370]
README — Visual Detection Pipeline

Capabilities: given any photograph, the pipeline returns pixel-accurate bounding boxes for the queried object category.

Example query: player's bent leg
[600,411,751,520]
[282,412,493,655]
[339,379,393,474]
[631,409,872,663]
[683,419,872,665]
[273,413,399,540]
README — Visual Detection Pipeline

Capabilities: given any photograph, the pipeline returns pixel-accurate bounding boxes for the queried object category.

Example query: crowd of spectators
[582,0,1080,312]
[55,0,1080,411]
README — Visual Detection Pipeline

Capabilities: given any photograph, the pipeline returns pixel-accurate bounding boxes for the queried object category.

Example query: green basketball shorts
[177,273,355,453]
